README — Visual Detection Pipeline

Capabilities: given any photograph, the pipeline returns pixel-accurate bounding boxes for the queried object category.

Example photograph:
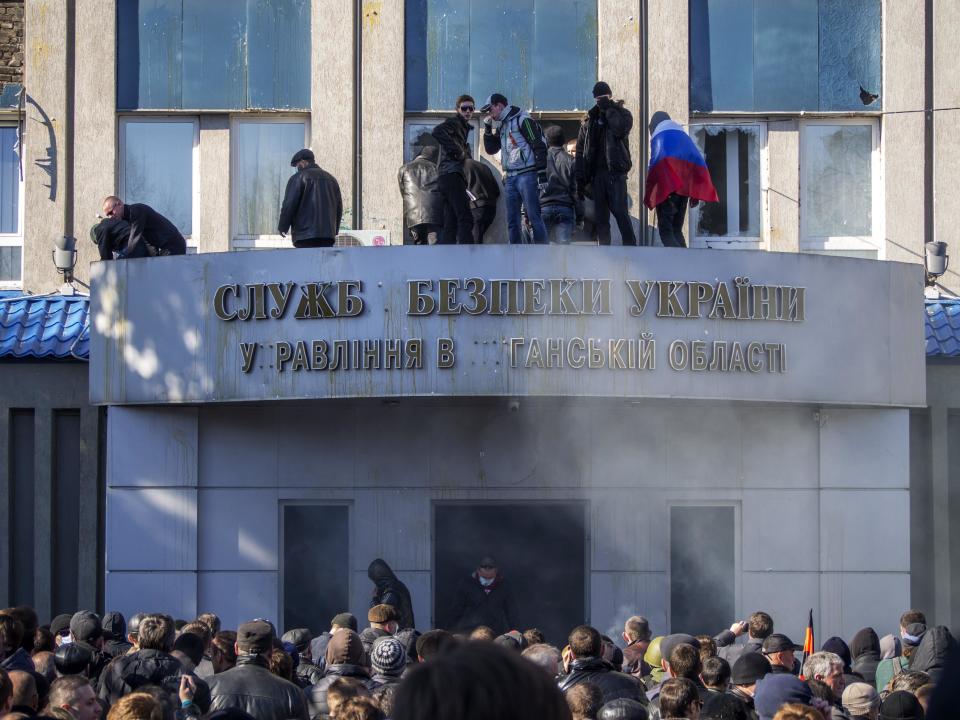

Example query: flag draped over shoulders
[643,119,718,209]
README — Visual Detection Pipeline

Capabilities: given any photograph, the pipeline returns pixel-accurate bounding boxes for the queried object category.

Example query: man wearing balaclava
[575,81,637,246]
[449,556,516,635]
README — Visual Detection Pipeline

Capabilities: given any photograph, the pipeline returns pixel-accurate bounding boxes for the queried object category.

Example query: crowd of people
[0,558,955,720]
[89,80,718,259]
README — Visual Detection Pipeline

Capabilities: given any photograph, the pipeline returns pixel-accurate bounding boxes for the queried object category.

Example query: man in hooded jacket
[449,556,516,635]
[307,630,377,720]
[368,559,415,630]
[849,628,881,689]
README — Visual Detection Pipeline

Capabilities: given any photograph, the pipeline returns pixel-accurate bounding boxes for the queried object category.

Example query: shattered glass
[692,125,760,238]
[803,124,872,238]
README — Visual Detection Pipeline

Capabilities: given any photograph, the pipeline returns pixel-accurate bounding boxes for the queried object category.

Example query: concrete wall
[105,399,911,642]
[0,362,102,619]
[934,0,960,292]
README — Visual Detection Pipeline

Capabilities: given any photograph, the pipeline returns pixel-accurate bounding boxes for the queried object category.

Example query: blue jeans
[505,172,547,244]
[541,205,575,244]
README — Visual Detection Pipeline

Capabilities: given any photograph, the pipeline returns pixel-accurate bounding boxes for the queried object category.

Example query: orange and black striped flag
[799,608,815,678]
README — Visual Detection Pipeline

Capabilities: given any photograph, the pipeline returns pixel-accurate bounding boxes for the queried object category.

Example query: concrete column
[767,120,800,253]
[0,406,9,603]
[934,0,960,294]
[73,0,116,286]
[22,0,69,294]
[929,404,951,626]
[646,0,688,245]
[313,0,355,229]
[32,407,52,621]
[598,0,642,242]
[76,406,100,610]
[882,0,926,268]
[360,0,404,238]
[198,116,231,253]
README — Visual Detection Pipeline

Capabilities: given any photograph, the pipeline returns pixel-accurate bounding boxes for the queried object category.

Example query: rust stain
[362,0,382,32]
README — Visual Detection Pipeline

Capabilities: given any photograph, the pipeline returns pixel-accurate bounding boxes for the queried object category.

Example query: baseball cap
[70,611,102,643]
[479,94,508,113]
[762,633,802,653]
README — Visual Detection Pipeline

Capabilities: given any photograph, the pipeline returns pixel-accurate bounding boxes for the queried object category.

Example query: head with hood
[648,111,671,137]
[326,629,365,667]
[368,559,398,588]
[821,637,852,672]
[100,612,126,643]
[879,634,901,660]
[849,628,880,661]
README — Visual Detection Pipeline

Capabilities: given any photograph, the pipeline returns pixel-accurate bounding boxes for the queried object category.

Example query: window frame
[229,115,311,250]
[0,120,24,289]
[688,121,768,251]
[799,117,882,258]
[118,115,200,250]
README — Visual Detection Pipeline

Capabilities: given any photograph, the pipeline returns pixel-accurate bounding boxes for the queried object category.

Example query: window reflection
[234,121,306,238]
[803,124,872,239]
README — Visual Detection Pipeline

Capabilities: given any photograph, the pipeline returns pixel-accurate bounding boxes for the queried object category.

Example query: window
[117,0,310,111]
[689,0,881,112]
[405,0,598,112]
[120,118,198,247]
[231,118,309,249]
[0,125,23,287]
[800,119,880,259]
[690,124,764,249]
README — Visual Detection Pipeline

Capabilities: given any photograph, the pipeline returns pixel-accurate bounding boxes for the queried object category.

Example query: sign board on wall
[89,246,925,407]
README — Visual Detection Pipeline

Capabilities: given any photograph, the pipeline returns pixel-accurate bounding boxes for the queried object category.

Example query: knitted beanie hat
[371,636,406,676]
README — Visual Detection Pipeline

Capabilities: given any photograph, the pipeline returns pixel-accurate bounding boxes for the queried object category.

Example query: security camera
[507,398,520,413]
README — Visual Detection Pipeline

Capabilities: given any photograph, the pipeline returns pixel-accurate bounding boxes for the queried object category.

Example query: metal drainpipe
[924,0,934,247]
[64,0,76,239]
[353,0,363,230]
[640,0,650,246]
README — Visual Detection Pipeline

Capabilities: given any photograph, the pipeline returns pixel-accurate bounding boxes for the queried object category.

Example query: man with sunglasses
[101,196,187,257]
[449,556,517,635]
[431,95,476,244]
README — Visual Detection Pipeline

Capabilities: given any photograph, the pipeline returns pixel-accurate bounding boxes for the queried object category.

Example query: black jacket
[359,627,390,660]
[464,158,501,209]
[368,558,416,630]
[123,203,187,256]
[398,149,444,228]
[278,163,343,243]
[540,147,583,220]
[575,100,633,182]
[98,648,210,712]
[307,664,378,720]
[103,639,133,659]
[295,659,324,689]
[432,115,472,176]
[910,625,955,684]
[92,217,150,260]
[371,672,403,687]
[558,657,648,706]
[449,573,517,635]
[208,655,308,720]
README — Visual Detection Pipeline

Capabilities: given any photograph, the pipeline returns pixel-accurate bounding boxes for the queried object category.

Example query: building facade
[1,0,960,638]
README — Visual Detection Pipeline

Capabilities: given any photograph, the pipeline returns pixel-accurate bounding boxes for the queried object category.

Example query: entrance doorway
[433,502,587,646]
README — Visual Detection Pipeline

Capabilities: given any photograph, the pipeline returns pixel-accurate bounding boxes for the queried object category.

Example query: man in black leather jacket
[207,620,308,720]
[558,625,647,706]
[278,149,343,248]
[431,95,476,244]
[398,142,444,245]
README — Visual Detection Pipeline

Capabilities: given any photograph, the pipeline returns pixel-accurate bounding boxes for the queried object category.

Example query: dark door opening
[433,503,587,646]
[283,504,349,636]
[670,505,735,635]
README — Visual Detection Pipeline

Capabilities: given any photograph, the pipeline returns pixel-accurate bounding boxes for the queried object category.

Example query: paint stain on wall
[363,1,382,32]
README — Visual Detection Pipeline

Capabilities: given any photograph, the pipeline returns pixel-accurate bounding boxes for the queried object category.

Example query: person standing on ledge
[101,196,187,257]
[643,111,718,248]
[278,148,343,248]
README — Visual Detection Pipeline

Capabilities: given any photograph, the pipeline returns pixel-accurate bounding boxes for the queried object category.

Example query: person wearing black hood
[90,216,144,260]
[575,81,637,246]
[307,630,377,719]
[822,636,865,689]
[368,559,415,630]
[278,149,343,248]
[100,613,132,659]
[431,95,476,245]
[558,625,646,706]
[909,624,956,686]
[849,628,882,688]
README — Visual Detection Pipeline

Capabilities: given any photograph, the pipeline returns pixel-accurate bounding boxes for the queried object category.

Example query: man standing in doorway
[480,93,548,244]
[575,82,637,246]
[432,95,476,244]
[449,556,517,635]
[278,149,343,248]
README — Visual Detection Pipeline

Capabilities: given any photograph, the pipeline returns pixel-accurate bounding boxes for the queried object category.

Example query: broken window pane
[406,0,597,111]
[117,0,310,110]
[803,124,872,238]
[693,126,760,239]
[121,120,195,236]
[234,121,305,237]
[689,0,881,112]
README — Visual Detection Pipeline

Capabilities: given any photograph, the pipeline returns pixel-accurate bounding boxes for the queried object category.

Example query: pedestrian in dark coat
[575,82,636,246]
[398,141,444,244]
[369,637,406,688]
[558,626,647,707]
[278,149,343,248]
[101,196,187,256]
[849,628,881,689]
[368,559,416,630]
[540,125,582,244]
[464,158,501,244]
[307,631,377,720]
[431,95,476,244]
[208,620,308,720]
[100,613,133,659]
[449,557,517,635]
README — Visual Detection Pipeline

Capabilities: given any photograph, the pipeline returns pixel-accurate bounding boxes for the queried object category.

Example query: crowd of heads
[0,602,954,720]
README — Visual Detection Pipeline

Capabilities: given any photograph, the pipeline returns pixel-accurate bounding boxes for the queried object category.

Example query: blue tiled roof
[926,298,960,357]
[0,292,90,359]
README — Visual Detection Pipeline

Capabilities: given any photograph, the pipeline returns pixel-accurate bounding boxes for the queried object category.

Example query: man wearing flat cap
[278,149,343,248]
[449,556,517,635]
[208,619,308,720]
[761,633,802,675]
[360,604,399,659]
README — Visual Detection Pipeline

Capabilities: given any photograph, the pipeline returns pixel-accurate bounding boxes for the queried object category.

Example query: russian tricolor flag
[643,120,719,210]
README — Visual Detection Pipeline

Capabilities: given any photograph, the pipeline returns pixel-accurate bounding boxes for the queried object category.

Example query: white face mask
[479,575,495,587]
